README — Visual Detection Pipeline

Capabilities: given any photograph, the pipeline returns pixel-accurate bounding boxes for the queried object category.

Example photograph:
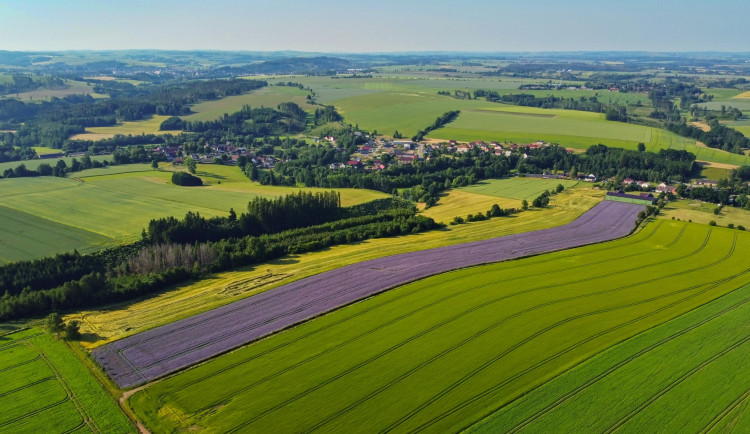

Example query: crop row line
[35,344,100,434]
[604,332,750,433]
[504,286,750,433]
[700,387,750,434]
[0,376,54,398]
[226,231,735,432]
[0,355,40,373]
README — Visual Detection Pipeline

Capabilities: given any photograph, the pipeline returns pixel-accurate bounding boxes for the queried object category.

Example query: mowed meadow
[0,328,133,433]
[0,164,386,263]
[129,221,750,432]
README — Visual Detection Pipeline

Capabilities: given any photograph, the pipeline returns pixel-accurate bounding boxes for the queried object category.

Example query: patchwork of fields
[0,328,133,433]
[96,200,643,388]
[72,184,604,348]
[0,164,386,263]
[129,221,750,432]
[431,107,750,166]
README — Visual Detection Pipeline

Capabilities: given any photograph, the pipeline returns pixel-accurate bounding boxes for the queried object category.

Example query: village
[144,135,722,197]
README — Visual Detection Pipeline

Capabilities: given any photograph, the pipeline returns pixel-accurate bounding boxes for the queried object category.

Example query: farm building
[605,190,656,205]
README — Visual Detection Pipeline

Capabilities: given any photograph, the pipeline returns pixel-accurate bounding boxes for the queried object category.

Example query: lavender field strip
[94,201,644,388]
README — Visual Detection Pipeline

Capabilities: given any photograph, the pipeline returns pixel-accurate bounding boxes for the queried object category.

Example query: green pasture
[0,79,107,101]
[0,205,110,264]
[431,106,750,166]
[130,221,750,433]
[0,154,110,173]
[0,328,133,432]
[460,177,579,201]
[31,146,63,156]
[0,164,386,262]
[71,115,180,140]
[182,86,317,122]
[471,280,750,433]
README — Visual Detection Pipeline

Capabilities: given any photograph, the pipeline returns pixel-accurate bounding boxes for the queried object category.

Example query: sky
[1,0,748,53]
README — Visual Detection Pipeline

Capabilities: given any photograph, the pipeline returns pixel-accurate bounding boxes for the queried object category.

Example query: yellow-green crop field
[0,164,386,263]
[128,221,750,433]
[71,186,604,347]
[0,328,133,432]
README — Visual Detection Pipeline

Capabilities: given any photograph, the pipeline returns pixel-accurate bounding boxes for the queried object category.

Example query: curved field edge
[126,222,750,433]
[0,328,135,433]
[93,200,641,388]
[72,187,605,348]
[468,279,750,434]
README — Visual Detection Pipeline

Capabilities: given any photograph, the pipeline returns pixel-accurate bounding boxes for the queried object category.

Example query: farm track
[701,388,750,433]
[225,233,736,433]
[95,200,645,388]
[173,222,686,412]
[503,291,750,434]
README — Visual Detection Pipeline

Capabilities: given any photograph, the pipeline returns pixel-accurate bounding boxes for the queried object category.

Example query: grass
[420,178,580,224]
[0,205,111,264]
[72,187,605,348]
[659,199,750,229]
[69,115,180,140]
[469,280,750,433]
[0,164,386,262]
[460,177,580,200]
[431,106,750,166]
[0,79,107,101]
[128,221,750,433]
[182,86,318,122]
[0,154,110,173]
[0,328,134,432]
[31,146,64,156]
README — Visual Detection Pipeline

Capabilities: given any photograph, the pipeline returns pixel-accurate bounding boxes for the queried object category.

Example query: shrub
[709,220,717,226]
[171,171,203,186]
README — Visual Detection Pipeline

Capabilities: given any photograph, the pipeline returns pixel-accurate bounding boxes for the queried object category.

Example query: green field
[129,221,750,433]
[70,115,180,140]
[0,154,110,174]
[461,177,579,200]
[0,79,107,101]
[0,164,386,263]
[0,205,111,263]
[0,328,134,432]
[431,106,750,166]
[182,86,318,122]
[471,280,750,433]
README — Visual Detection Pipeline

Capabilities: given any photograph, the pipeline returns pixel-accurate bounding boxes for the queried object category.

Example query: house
[656,183,677,195]
[638,181,650,189]
[623,178,635,185]
[585,174,597,182]
[397,155,417,164]
[605,190,656,205]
